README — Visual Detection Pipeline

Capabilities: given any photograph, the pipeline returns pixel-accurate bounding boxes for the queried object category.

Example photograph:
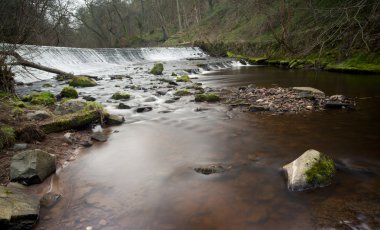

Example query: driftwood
[0,51,71,76]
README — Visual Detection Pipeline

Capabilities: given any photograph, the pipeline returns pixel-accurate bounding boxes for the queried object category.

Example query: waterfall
[7,45,207,83]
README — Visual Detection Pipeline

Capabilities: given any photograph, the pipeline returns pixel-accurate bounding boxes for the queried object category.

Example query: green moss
[42,83,53,88]
[40,111,101,134]
[60,86,78,99]
[150,63,164,75]
[83,101,106,113]
[12,107,24,118]
[69,76,97,87]
[29,92,56,105]
[195,94,220,102]
[174,90,192,96]
[13,101,26,108]
[176,75,191,82]
[56,74,73,81]
[0,126,16,149]
[111,92,131,100]
[192,85,204,92]
[306,155,335,186]
[324,53,380,74]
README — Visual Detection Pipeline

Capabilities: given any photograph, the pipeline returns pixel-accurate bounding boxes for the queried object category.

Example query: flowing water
[13,46,380,229]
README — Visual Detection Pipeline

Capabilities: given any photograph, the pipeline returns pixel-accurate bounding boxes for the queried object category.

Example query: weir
[7,45,207,82]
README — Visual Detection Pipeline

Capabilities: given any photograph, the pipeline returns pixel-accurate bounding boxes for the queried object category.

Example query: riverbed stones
[194,164,227,175]
[40,192,61,208]
[10,149,56,185]
[117,103,131,109]
[26,110,51,121]
[0,186,40,230]
[136,107,153,113]
[106,115,125,126]
[282,149,335,191]
[54,99,87,115]
[292,87,325,96]
[91,132,108,142]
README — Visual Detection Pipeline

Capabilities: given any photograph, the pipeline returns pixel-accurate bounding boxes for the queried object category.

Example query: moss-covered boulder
[283,149,335,191]
[42,83,53,88]
[174,90,192,96]
[111,92,130,100]
[195,93,220,102]
[40,111,102,134]
[24,92,56,106]
[69,76,97,87]
[150,63,164,75]
[60,86,78,99]
[176,75,191,82]
[0,126,16,150]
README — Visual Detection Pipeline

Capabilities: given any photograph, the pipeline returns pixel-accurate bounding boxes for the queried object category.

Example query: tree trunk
[176,0,183,31]
[1,51,71,76]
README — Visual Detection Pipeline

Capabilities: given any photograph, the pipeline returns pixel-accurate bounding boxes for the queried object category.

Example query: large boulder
[282,149,335,191]
[54,99,87,115]
[10,149,56,185]
[0,186,40,230]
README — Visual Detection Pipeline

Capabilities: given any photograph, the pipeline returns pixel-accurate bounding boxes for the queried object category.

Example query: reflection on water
[36,66,380,230]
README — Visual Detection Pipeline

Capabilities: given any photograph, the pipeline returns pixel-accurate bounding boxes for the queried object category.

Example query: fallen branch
[1,51,71,76]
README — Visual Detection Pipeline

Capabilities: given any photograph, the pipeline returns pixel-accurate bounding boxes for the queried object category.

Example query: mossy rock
[28,92,56,106]
[195,94,220,102]
[12,107,24,118]
[56,74,73,81]
[0,126,16,149]
[42,83,53,88]
[174,90,192,96]
[40,111,102,134]
[111,92,131,100]
[192,85,205,92]
[176,75,191,82]
[150,63,164,75]
[60,86,78,99]
[306,155,335,186]
[69,76,97,87]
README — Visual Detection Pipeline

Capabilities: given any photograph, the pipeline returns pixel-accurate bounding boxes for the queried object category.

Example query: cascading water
[8,45,207,83]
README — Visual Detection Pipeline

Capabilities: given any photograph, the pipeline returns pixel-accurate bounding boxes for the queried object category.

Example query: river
[30,65,380,230]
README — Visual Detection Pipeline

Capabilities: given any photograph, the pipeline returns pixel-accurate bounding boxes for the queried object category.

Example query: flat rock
[26,110,51,121]
[54,99,87,115]
[292,87,325,95]
[0,186,40,230]
[91,132,108,142]
[10,149,56,185]
[106,115,125,126]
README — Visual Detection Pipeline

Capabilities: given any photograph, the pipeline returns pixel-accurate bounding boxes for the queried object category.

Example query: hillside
[165,0,380,73]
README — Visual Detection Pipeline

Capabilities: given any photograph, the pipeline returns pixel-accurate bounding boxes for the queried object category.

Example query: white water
[9,45,207,83]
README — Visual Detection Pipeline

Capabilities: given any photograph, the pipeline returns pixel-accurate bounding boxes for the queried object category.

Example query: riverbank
[194,41,380,75]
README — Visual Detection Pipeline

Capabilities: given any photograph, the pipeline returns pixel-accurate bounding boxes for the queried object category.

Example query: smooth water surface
[35,66,380,230]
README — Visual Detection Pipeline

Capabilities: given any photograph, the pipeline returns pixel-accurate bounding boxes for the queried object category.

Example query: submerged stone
[194,164,227,175]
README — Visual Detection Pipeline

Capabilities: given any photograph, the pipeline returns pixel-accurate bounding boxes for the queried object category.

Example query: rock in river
[0,186,40,230]
[282,149,335,191]
[10,149,56,185]
[106,114,125,126]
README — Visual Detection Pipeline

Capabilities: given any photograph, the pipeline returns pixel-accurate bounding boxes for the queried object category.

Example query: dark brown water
[36,66,380,230]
